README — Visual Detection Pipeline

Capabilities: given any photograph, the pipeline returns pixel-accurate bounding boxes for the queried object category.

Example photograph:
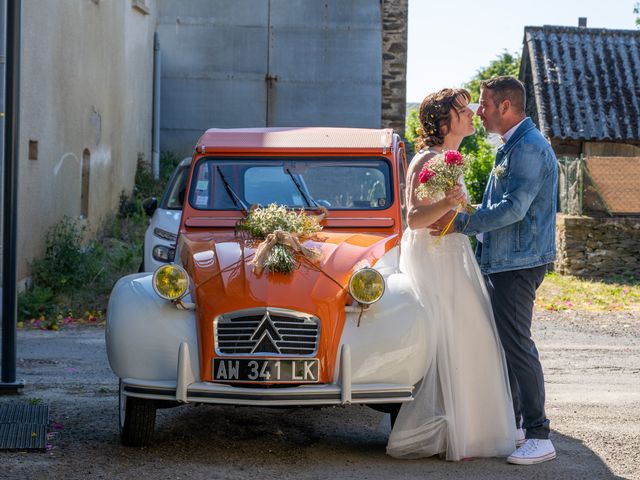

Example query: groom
[433,76,558,465]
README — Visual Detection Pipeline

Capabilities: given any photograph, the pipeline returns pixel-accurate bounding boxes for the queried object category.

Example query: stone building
[519,23,640,276]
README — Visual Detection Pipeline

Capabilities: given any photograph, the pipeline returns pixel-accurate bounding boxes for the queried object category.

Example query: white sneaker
[516,428,526,447]
[507,439,556,465]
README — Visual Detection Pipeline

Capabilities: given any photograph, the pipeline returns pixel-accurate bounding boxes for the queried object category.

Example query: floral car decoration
[106,127,428,446]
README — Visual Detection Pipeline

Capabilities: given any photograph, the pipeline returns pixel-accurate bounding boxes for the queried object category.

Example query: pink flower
[444,150,463,166]
[418,167,436,184]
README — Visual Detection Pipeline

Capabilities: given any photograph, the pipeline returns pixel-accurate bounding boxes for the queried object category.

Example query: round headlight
[152,264,190,301]
[348,267,385,305]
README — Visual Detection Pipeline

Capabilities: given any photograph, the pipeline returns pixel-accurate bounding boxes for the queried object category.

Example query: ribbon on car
[253,229,322,275]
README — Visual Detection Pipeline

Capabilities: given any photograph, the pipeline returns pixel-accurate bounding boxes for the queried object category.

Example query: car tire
[389,404,400,428]
[119,380,156,447]
[368,403,401,428]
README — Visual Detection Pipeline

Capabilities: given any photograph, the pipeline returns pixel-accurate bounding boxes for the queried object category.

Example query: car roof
[195,127,396,155]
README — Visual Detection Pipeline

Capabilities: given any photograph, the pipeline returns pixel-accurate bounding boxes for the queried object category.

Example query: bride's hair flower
[444,150,463,166]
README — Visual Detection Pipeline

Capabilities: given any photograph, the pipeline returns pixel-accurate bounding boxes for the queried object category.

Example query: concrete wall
[17,0,157,281]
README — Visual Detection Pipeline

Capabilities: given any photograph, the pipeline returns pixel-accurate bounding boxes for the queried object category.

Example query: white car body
[108,247,427,406]
[142,158,191,272]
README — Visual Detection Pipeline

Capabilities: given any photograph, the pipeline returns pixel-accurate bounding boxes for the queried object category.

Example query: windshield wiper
[216,166,249,213]
[285,168,321,209]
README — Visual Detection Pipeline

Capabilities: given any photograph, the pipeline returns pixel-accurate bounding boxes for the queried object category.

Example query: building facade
[10,0,408,282]
[14,0,157,281]
[519,24,640,276]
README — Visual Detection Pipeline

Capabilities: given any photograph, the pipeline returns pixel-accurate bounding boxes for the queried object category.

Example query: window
[398,148,408,229]
[29,140,38,161]
[244,167,304,207]
[163,166,190,210]
[81,149,91,218]
[188,157,393,211]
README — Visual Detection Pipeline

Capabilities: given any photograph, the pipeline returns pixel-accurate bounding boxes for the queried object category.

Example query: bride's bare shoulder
[408,149,436,175]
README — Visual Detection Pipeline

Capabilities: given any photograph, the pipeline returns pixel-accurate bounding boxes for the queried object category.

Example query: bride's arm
[406,157,466,230]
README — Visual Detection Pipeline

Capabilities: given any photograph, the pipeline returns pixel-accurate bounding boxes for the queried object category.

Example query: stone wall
[555,214,640,277]
[381,0,408,136]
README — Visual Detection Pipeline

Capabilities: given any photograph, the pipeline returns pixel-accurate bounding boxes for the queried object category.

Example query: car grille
[214,308,320,356]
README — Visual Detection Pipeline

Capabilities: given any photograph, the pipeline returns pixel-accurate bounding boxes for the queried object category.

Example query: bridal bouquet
[415,150,476,214]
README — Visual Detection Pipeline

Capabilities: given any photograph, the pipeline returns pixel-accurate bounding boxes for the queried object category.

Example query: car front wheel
[119,380,156,447]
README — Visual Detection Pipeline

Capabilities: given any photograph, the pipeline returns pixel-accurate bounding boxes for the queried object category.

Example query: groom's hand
[428,210,457,236]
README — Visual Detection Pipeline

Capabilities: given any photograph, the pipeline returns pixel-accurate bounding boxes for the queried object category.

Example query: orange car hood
[180,230,399,382]
[183,230,398,305]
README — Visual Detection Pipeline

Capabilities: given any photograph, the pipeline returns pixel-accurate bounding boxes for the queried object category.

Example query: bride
[387,88,516,460]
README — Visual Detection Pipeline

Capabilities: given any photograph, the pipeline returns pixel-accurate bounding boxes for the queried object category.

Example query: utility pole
[1,0,24,394]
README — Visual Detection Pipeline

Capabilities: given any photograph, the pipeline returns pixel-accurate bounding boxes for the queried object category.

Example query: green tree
[635,2,640,26]
[464,51,521,102]
[405,107,420,147]
[460,119,495,204]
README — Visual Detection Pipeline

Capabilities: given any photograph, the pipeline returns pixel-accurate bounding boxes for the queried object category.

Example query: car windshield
[162,166,190,210]
[188,157,393,210]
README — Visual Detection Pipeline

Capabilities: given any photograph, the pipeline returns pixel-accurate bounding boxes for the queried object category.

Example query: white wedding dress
[387,223,516,460]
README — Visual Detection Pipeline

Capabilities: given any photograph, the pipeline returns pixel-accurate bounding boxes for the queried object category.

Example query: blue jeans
[484,265,550,439]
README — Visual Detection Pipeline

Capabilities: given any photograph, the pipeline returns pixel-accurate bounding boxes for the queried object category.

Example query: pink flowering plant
[415,150,476,214]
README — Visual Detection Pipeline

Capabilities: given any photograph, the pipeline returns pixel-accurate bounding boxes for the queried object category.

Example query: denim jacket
[454,117,558,274]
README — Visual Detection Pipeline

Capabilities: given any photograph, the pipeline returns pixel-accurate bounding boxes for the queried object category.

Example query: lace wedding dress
[387,222,516,460]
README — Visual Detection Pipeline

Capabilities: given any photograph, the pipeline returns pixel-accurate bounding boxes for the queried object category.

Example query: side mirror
[142,197,158,217]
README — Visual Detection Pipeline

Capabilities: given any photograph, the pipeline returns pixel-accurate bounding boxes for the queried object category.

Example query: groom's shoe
[507,439,556,465]
[516,428,526,448]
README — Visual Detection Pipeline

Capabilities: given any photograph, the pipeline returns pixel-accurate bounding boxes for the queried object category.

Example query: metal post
[152,31,160,180]
[1,0,24,393]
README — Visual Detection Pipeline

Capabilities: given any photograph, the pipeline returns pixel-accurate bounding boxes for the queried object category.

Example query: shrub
[17,286,55,321]
[20,151,183,328]
[30,216,93,293]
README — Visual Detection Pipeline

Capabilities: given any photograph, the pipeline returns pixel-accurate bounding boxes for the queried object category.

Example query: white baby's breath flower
[492,165,506,178]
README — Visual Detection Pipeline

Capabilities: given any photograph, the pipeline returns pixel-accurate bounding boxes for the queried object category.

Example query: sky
[406,0,638,102]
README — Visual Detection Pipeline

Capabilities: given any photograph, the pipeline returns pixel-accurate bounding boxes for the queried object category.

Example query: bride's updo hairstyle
[415,88,472,151]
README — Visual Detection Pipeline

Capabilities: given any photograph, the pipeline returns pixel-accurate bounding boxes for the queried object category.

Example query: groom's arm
[453,143,552,236]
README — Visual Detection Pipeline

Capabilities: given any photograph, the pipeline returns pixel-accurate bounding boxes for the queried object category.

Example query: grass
[536,272,640,312]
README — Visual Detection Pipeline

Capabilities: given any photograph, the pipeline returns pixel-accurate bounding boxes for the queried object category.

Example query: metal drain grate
[0,404,49,451]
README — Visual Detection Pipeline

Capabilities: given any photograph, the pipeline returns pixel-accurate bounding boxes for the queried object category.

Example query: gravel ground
[0,309,638,480]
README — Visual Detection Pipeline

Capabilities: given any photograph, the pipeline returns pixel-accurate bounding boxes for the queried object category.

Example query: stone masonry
[382,0,408,136]
[555,214,640,277]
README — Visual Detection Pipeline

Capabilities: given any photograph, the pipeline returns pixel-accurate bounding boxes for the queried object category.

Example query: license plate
[213,358,319,383]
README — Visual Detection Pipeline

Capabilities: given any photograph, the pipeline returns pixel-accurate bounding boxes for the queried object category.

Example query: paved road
[0,310,638,479]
